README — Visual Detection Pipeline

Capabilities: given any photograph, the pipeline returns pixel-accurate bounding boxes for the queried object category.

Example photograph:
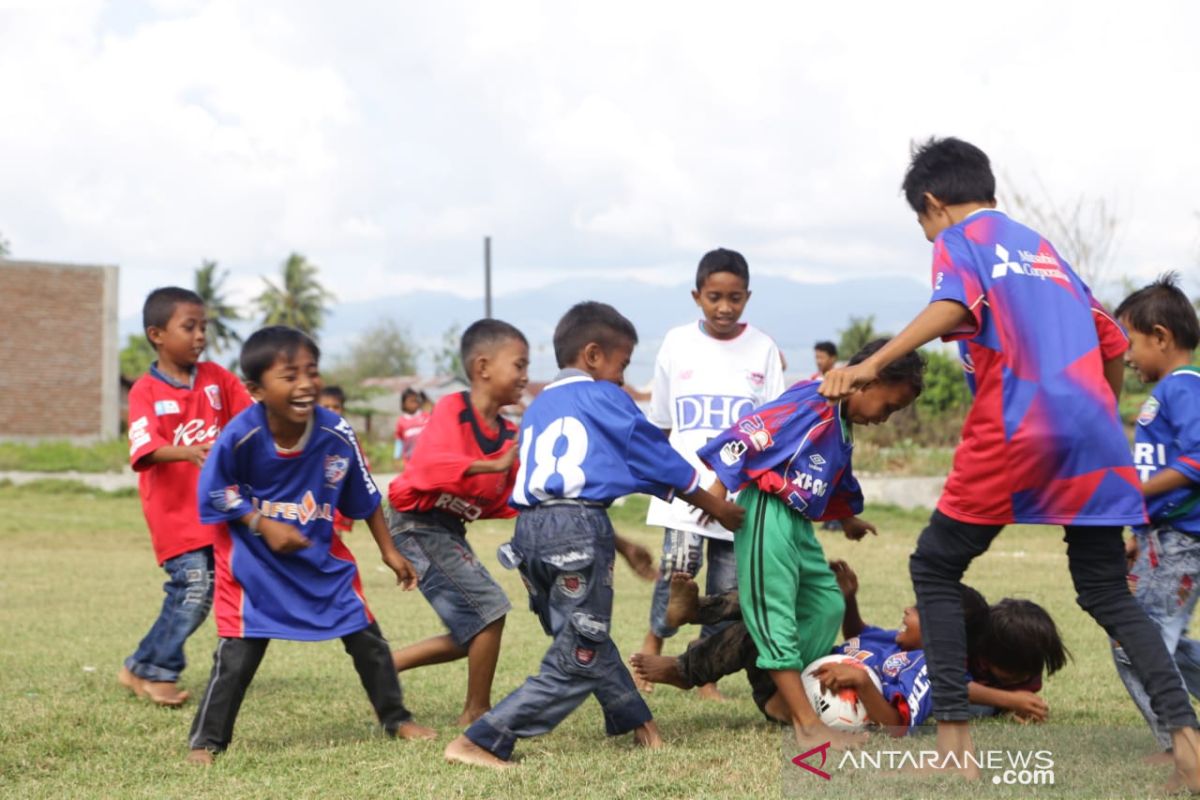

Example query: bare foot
[696,682,727,702]
[897,720,980,780]
[141,681,189,707]
[633,631,663,693]
[793,720,866,752]
[456,707,490,727]
[1168,728,1200,794]
[444,734,514,769]
[763,692,790,724]
[664,572,700,628]
[393,720,438,741]
[1143,750,1173,766]
[117,666,144,697]
[633,721,663,749]
[185,748,214,765]
[630,652,690,690]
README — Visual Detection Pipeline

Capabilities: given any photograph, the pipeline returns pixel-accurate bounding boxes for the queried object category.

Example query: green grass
[0,439,128,473]
[0,486,1190,798]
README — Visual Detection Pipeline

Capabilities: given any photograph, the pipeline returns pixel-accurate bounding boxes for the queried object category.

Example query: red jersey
[128,361,254,564]
[394,410,431,460]
[388,391,518,522]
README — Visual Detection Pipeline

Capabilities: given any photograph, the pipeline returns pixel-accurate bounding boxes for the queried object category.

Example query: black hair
[961,584,990,661]
[695,248,750,290]
[143,286,205,345]
[980,598,1069,679]
[814,340,838,357]
[1114,271,1200,351]
[902,137,996,215]
[319,385,345,405]
[553,301,639,368]
[239,326,321,385]
[847,338,925,396]
[460,319,528,379]
[401,387,421,404]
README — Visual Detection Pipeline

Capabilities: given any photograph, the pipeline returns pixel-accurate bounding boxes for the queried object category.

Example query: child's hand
[841,516,877,541]
[258,518,312,554]
[494,444,518,472]
[616,536,657,581]
[696,482,729,527]
[818,363,878,401]
[813,662,868,693]
[183,442,213,467]
[829,560,859,598]
[383,550,418,590]
[1007,691,1049,723]
[712,500,745,533]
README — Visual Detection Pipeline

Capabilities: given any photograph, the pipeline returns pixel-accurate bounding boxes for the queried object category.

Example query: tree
[0,231,9,258]
[431,323,463,378]
[1002,176,1119,289]
[194,260,242,357]
[120,333,156,380]
[332,319,419,385]
[254,252,336,335]
[837,315,886,360]
[916,349,972,415]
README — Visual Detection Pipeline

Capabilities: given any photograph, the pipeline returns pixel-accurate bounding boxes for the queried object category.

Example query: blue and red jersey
[197,404,381,640]
[835,626,933,734]
[1132,366,1200,534]
[929,209,1145,526]
[697,380,862,521]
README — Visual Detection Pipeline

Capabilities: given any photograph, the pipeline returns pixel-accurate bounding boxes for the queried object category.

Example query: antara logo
[255,490,333,525]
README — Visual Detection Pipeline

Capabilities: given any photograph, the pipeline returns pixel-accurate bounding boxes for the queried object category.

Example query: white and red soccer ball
[801,654,883,732]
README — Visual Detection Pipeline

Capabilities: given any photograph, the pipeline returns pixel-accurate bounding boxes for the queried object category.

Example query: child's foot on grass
[1168,728,1200,794]
[444,734,514,769]
[696,682,727,702]
[632,721,663,749]
[762,692,789,724]
[456,706,490,727]
[630,653,689,690]
[393,721,438,741]
[793,720,865,752]
[185,749,214,766]
[1143,750,1173,766]
[141,681,189,707]
[664,573,699,628]
[117,666,144,697]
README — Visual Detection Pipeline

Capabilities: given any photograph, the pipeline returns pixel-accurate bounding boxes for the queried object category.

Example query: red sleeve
[127,379,169,471]
[1090,296,1129,362]
[223,368,254,417]
[400,396,479,491]
[394,417,404,439]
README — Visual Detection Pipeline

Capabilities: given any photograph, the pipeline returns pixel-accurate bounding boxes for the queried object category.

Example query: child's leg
[187,637,269,758]
[701,538,737,639]
[342,621,435,740]
[638,529,704,683]
[124,547,214,705]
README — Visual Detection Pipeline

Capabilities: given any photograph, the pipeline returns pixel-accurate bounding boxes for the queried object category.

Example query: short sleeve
[929,230,984,342]
[698,411,794,494]
[127,380,169,471]
[819,466,865,521]
[1165,379,1200,484]
[763,339,787,402]
[333,420,383,520]
[1088,296,1129,362]
[646,339,673,430]
[222,369,254,418]
[401,396,479,488]
[197,429,250,524]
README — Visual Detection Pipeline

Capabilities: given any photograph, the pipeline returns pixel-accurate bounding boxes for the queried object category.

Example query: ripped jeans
[465,503,652,761]
[126,546,214,683]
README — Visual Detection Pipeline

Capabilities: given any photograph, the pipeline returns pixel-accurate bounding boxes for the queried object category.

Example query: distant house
[0,260,119,442]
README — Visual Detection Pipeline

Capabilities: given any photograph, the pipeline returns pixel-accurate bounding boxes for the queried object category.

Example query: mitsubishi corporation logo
[991,244,1025,278]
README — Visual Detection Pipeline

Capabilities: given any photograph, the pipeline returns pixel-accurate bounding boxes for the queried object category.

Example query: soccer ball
[801,654,882,732]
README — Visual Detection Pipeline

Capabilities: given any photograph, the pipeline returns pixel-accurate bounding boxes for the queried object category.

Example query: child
[968,598,1068,722]
[119,287,252,706]
[812,341,838,381]
[318,385,364,536]
[1110,273,1200,757]
[186,326,434,764]
[445,301,745,769]
[819,137,1200,785]
[387,319,528,726]
[637,248,785,697]
[393,388,431,469]
[695,338,926,750]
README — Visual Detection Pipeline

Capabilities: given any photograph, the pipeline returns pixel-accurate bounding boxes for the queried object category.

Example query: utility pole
[483,236,492,319]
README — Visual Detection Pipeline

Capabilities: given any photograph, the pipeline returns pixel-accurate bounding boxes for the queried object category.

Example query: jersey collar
[149,361,196,390]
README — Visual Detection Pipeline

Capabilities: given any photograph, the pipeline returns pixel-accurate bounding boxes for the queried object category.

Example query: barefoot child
[696,338,925,751]
[187,326,434,763]
[387,319,528,725]
[446,301,746,769]
[120,287,252,706]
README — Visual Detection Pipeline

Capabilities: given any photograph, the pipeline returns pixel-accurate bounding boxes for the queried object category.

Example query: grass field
[0,482,1191,799]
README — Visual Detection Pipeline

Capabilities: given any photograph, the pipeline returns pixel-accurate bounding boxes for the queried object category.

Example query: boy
[186,326,434,764]
[119,287,252,707]
[318,385,362,536]
[393,388,430,469]
[1110,273,1200,758]
[387,319,528,726]
[445,302,745,769]
[812,341,838,381]
[819,137,1200,785]
[637,248,785,697]
[695,338,926,750]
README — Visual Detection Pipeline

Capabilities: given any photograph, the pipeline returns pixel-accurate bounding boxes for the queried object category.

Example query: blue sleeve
[1164,378,1200,484]
[197,426,251,524]
[819,459,865,521]
[332,417,383,520]
[882,655,933,734]
[622,392,700,499]
[929,229,984,341]
[697,386,813,493]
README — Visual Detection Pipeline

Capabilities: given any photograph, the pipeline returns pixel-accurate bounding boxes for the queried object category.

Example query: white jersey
[645,321,785,540]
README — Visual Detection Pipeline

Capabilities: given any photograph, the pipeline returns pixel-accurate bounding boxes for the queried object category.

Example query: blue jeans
[1112,527,1200,750]
[465,504,653,761]
[126,547,214,683]
[648,529,737,639]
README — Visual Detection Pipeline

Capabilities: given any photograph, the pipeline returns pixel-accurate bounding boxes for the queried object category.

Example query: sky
[2,0,1198,335]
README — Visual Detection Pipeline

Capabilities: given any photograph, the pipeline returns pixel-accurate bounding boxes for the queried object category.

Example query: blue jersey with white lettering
[197,404,382,640]
[835,626,931,734]
[697,380,863,521]
[1133,366,1200,534]
[510,371,701,507]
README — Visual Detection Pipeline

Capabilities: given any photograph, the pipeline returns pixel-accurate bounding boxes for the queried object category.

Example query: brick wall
[0,260,119,441]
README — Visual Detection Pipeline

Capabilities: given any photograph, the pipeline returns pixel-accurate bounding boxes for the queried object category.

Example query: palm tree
[194,260,242,357]
[255,252,336,336]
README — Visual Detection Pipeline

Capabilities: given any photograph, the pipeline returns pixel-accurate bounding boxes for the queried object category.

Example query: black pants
[188,621,412,753]
[672,591,779,717]
[910,509,1198,729]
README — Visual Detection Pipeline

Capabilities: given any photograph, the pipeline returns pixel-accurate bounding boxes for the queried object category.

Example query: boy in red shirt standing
[387,319,529,725]
[119,287,253,706]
